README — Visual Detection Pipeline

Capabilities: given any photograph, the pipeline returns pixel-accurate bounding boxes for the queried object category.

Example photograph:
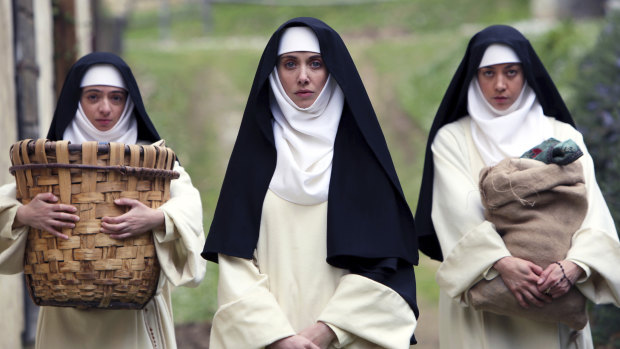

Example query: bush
[571,11,620,347]
[572,12,620,232]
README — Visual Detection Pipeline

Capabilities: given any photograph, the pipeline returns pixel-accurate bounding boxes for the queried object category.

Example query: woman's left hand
[537,260,583,299]
[298,322,336,349]
[100,198,165,239]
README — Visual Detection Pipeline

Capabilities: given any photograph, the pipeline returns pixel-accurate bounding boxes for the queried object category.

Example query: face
[477,63,525,111]
[80,85,128,131]
[276,51,328,108]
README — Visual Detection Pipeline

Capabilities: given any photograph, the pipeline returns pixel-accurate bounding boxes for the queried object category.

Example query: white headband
[80,64,127,89]
[278,26,321,55]
[479,44,521,68]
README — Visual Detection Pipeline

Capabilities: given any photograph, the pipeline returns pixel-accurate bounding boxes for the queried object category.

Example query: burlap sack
[467,157,589,329]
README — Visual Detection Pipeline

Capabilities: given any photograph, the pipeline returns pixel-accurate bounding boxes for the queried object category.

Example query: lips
[295,89,314,97]
[96,119,113,127]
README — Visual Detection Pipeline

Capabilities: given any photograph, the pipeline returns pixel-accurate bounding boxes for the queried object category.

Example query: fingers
[54,204,78,214]
[35,192,58,203]
[548,278,572,298]
[107,232,133,240]
[48,230,69,240]
[101,220,128,234]
[514,292,529,308]
[101,215,125,225]
[537,267,553,286]
[529,262,544,276]
[52,211,80,223]
[114,198,142,207]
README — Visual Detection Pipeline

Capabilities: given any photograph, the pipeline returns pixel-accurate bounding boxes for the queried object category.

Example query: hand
[267,335,320,349]
[299,322,336,349]
[537,260,583,299]
[101,198,164,239]
[493,256,552,308]
[14,193,79,240]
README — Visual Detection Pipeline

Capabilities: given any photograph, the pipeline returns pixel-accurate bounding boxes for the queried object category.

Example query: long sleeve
[432,121,510,300]
[152,162,206,288]
[318,273,417,349]
[0,182,29,275]
[209,254,296,349]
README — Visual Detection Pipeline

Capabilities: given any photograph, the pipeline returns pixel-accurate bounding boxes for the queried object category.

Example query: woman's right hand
[267,335,320,349]
[493,256,552,308]
[13,193,79,240]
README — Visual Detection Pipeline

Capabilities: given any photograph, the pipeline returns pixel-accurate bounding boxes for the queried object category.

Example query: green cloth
[520,138,583,165]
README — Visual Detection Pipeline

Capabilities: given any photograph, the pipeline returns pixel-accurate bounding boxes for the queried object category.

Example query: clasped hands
[267,322,336,349]
[14,193,164,240]
[493,256,583,308]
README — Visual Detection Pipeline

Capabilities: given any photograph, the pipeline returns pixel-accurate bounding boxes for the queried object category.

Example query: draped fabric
[268,71,344,205]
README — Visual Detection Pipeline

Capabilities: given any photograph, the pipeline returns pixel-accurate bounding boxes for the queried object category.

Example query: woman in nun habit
[202,17,419,349]
[0,52,206,349]
[415,25,620,348]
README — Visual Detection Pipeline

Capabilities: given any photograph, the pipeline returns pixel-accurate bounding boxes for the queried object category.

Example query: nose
[494,75,506,91]
[98,97,112,115]
[298,66,309,85]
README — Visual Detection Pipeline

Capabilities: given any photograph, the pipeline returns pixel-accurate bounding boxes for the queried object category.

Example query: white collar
[467,78,552,165]
[267,68,344,205]
[62,97,138,144]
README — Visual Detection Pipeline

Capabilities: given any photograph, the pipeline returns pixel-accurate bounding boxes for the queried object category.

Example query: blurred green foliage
[126,0,530,40]
[572,12,620,232]
[571,12,620,347]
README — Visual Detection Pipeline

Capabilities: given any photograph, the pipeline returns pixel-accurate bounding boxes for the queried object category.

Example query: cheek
[514,77,525,91]
[478,80,494,100]
[278,71,297,96]
[111,104,125,121]
[315,70,329,90]
[81,103,98,120]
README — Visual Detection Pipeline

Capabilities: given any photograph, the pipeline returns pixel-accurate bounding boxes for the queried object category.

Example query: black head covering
[202,17,419,339]
[46,52,160,142]
[415,25,576,261]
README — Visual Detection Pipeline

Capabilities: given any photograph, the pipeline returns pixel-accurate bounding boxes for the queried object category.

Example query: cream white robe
[432,116,620,349]
[0,162,206,349]
[209,190,417,349]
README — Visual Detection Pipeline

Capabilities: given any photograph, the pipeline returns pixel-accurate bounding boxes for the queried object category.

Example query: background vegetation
[116,0,616,346]
[571,11,620,347]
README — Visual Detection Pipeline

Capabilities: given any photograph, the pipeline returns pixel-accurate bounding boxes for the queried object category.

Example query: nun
[0,52,206,349]
[203,17,419,348]
[415,25,620,348]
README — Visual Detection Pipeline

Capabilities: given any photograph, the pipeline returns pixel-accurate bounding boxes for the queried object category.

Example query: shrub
[571,11,620,348]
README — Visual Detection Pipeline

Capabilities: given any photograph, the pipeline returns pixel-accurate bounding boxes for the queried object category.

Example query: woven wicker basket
[9,139,179,309]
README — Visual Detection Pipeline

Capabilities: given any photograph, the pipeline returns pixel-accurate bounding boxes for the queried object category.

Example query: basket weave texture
[9,139,179,309]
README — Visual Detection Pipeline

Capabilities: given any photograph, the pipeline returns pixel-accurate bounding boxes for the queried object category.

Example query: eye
[83,93,99,102]
[506,69,520,77]
[109,93,127,105]
[480,69,494,78]
[283,60,296,69]
[310,60,323,69]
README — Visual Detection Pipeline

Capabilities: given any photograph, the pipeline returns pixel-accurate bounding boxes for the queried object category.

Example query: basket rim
[9,139,180,179]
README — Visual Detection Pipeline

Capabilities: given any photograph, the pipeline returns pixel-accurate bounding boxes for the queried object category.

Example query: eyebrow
[279,54,323,61]
[82,88,103,93]
[279,55,299,61]
[82,88,127,94]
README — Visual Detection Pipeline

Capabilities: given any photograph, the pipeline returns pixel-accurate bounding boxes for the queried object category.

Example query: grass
[119,0,604,325]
